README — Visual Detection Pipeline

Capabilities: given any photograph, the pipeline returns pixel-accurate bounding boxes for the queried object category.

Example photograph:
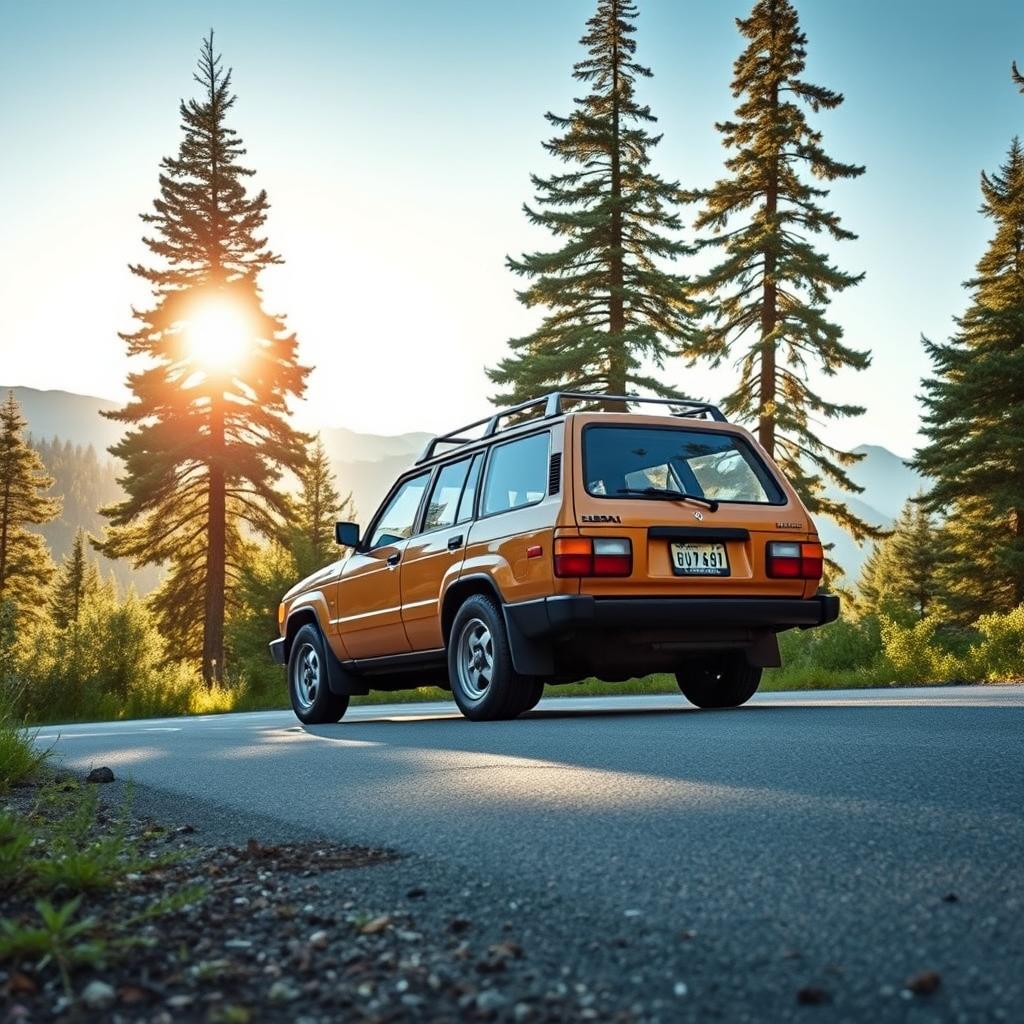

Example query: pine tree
[98,34,309,681]
[856,498,945,619]
[855,538,888,613]
[0,392,60,617]
[51,528,101,630]
[487,0,697,407]
[914,67,1024,615]
[292,436,355,578]
[684,0,876,546]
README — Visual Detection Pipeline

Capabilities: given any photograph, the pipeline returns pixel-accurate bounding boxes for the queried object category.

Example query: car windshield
[583,425,784,505]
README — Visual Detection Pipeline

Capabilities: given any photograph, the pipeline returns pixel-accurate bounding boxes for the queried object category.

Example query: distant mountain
[817,444,928,581]
[839,445,926,521]
[318,426,431,522]
[4,386,124,454]
[5,385,926,585]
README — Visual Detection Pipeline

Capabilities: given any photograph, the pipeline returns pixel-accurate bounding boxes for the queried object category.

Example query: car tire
[288,623,350,724]
[448,594,526,721]
[675,654,762,709]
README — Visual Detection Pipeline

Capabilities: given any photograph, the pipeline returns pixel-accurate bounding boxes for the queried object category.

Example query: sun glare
[185,302,252,372]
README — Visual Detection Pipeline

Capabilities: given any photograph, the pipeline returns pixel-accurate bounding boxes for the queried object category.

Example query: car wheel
[675,654,762,709]
[448,594,525,721]
[288,623,350,724]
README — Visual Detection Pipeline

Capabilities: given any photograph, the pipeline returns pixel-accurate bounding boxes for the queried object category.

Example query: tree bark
[1015,507,1024,607]
[0,477,9,595]
[759,18,780,457]
[202,392,226,685]
[606,0,627,406]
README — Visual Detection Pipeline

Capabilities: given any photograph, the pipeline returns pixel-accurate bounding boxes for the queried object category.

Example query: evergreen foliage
[0,393,60,619]
[50,529,103,631]
[488,0,696,407]
[914,83,1024,614]
[683,0,876,546]
[292,436,355,578]
[856,498,946,619]
[98,34,309,681]
[31,437,158,596]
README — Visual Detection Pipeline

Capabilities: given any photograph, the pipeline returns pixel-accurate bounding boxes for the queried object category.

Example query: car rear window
[583,425,784,505]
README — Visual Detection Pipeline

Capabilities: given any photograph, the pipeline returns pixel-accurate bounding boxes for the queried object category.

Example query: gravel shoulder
[4,775,653,1024]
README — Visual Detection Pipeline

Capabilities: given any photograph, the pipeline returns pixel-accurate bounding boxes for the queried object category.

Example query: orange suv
[270,393,838,723]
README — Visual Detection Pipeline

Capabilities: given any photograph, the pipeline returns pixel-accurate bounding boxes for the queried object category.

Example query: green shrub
[963,605,1024,681]
[877,615,967,684]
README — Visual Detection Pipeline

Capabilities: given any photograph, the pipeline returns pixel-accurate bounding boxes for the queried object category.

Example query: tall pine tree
[0,392,60,618]
[487,0,696,407]
[292,436,355,578]
[684,0,876,546]
[914,68,1024,612]
[99,34,309,682]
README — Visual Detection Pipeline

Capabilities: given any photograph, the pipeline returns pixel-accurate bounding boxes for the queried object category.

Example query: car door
[401,454,482,650]
[334,471,430,660]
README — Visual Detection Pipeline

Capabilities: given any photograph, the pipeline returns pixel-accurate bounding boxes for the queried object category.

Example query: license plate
[671,542,730,577]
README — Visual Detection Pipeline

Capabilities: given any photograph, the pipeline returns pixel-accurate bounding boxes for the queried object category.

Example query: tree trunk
[759,37,780,458]
[0,478,9,596]
[1015,507,1024,607]
[606,0,627,406]
[202,393,226,685]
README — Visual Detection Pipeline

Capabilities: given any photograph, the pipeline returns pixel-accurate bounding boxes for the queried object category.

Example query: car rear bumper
[269,638,287,665]
[505,593,840,640]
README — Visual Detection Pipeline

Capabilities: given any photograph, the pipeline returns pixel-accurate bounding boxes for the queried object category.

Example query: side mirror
[335,522,360,548]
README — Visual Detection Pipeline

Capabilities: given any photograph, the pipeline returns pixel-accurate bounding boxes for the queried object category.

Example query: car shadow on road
[294,700,1022,818]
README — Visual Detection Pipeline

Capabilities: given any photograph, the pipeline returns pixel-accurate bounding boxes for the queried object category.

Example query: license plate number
[671,542,730,577]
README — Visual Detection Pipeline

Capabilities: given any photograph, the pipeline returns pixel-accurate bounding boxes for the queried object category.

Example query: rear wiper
[616,487,719,512]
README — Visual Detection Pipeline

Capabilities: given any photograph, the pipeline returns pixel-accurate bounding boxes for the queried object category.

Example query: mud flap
[503,606,555,676]
[325,645,369,696]
[745,630,781,668]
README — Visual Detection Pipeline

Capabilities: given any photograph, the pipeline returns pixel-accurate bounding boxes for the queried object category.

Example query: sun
[184,301,252,372]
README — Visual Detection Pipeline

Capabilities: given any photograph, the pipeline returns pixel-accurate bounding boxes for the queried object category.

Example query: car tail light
[554,537,632,577]
[767,541,824,580]
[553,538,593,577]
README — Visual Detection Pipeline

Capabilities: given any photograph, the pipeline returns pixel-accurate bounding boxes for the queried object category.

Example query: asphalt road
[38,686,1024,1022]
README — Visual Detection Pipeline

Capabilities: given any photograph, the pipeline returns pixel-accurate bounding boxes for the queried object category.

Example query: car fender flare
[284,606,368,697]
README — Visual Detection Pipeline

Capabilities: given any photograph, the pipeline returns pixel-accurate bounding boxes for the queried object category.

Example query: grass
[0,694,49,790]
[0,777,203,996]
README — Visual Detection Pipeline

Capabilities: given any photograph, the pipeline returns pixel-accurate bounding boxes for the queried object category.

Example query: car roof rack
[415,391,727,465]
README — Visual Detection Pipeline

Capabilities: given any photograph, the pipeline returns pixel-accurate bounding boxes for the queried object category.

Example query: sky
[2,0,1023,458]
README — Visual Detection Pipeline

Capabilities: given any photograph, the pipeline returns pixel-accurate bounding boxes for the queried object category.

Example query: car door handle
[386,551,401,568]
[447,535,464,551]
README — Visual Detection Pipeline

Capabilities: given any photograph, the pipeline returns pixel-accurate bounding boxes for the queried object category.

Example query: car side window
[456,453,483,524]
[481,432,549,517]
[367,472,430,549]
[423,458,472,532]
